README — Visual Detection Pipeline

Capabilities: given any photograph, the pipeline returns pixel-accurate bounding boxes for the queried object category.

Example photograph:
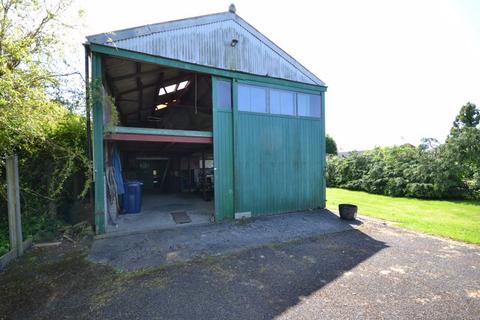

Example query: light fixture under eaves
[231,39,238,47]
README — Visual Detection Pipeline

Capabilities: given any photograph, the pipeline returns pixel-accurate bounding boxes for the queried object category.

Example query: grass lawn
[326,188,480,245]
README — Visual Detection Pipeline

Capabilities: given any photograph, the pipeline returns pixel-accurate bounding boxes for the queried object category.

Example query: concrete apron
[88,209,363,272]
[104,193,214,237]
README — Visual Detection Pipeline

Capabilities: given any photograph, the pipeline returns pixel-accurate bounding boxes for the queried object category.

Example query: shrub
[326,144,472,199]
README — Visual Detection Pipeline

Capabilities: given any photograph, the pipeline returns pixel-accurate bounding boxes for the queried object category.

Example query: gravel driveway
[1,212,479,319]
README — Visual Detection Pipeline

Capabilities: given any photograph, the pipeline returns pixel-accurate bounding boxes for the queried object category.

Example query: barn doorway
[105,140,214,234]
[100,56,216,234]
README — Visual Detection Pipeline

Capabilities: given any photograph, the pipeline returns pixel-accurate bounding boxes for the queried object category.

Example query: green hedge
[326,144,478,199]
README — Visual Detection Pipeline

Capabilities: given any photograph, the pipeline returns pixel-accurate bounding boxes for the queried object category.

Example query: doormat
[171,211,192,224]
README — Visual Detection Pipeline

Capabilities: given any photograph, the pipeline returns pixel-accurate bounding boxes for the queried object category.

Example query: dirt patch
[466,289,480,299]
[0,240,119,319]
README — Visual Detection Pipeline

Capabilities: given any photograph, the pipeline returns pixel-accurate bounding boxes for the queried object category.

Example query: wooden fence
[0,155,32,270]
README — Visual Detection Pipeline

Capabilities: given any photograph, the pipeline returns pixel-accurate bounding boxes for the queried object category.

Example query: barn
[85,6,327,235]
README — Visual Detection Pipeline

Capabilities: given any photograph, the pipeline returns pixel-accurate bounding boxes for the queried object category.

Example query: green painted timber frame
[104,127,213,144]
[212,77,235,221]
[105,126,213,137]
[92,52,106,234]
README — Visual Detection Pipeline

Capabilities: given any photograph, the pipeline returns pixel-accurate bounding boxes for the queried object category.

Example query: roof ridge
[86,11,232,44]
[113,18,231,44]
[86,10,325,86]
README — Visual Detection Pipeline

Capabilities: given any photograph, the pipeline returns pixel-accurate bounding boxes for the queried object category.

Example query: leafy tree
[445,103,480,197]
[327,102,480,200]
[0,0,88,251]
[0,0,77,153]
[419,137,440,151]
[450,102,480,137]
[326,135,338,155]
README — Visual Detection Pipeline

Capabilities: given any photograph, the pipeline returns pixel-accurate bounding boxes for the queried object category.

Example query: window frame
[236,80,322,119]
[297,92,322,119]
[269,88,296,116]
[237,83,268,114]
[214,79,232,111]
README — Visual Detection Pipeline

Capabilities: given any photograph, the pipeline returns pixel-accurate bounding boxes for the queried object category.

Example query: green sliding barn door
[212,77,234,221]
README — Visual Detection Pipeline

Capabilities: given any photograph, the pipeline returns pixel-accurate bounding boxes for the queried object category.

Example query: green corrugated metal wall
[234,113,324,216]
[213,77,325,220]
[213,78,235,221]
[213,111,235,220]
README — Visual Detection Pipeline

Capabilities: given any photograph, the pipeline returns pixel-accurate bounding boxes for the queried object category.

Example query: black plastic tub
[339,204,358,220]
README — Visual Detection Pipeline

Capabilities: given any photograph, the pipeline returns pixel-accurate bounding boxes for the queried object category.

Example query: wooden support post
[136,63,143,123]
[6,155,23,257]
[159,159,169,191]
[84,46,93,212]
[92,52,106,234]
[187,155,191,192]
[202,152,206,200]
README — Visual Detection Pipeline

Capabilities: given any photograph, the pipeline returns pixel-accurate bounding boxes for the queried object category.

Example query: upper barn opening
[103,57,212,131]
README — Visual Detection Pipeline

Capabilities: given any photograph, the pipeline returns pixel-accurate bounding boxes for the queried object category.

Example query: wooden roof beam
[136,63,143,122]
[104,133,212,144]
[110,67,164,82]
[117,82,157,96]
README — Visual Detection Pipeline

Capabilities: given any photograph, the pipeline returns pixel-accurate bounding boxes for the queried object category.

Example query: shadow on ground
[95,228,387,319]
[0,210,389,319]
[89,209,370,272]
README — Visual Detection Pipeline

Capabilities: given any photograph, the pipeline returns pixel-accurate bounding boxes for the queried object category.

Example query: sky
[74,0,480,151]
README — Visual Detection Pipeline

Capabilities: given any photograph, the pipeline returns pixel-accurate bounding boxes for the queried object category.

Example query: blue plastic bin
[123,180,143,214]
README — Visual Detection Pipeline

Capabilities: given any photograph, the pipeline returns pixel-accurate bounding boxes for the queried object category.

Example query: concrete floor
[105,192,214,235]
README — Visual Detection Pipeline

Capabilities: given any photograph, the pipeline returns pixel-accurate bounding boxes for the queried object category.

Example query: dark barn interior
[102,57,213,129]
[100,56,215,233]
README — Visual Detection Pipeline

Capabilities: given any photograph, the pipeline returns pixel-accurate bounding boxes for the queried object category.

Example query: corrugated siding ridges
[87,13,324,86]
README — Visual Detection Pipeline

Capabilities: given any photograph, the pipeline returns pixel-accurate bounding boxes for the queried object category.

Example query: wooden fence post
[6,155,23,257]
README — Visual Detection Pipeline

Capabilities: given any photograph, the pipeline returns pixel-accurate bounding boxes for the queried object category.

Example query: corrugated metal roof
[86,11,325,86]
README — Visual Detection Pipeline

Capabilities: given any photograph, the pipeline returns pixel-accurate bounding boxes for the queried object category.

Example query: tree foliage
[445,102,480,193]
[0,0,88,250]
[450,102,480,137]
[326,135,338,155]
[327,103,480,200]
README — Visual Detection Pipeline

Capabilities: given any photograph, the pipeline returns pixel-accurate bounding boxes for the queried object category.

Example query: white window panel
[270,89,294,115]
